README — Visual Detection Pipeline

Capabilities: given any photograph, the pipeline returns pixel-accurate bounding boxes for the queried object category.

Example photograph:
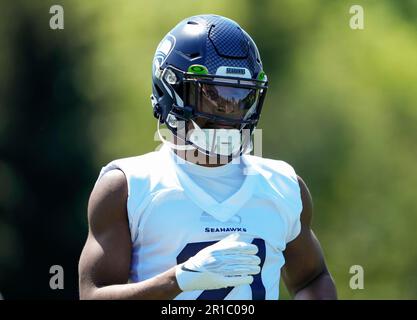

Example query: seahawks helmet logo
[153,34,176,77]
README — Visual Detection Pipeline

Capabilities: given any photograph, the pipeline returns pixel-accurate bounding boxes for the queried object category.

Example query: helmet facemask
[158,65,268,158]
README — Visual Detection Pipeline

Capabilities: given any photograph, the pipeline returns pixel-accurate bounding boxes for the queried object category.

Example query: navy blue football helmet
[151,14,268,151]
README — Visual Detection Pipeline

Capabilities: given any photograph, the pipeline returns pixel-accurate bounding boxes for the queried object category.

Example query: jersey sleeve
[274,160,302,244]
[244,155,303,245]
[95,155,156,243]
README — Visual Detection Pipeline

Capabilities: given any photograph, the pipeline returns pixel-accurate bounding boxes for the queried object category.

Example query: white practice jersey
[97,144,303,300]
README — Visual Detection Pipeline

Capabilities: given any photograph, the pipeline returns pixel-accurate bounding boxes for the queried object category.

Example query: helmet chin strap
[188,119,245,157]
[157,118,196,151]
[241,128,253,155]
[157,117,253,157]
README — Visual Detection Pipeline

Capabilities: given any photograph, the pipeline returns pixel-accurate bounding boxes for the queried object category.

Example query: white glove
[175,233,261,291]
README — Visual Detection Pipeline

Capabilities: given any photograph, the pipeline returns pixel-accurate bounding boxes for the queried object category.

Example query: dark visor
[186,81,260,122]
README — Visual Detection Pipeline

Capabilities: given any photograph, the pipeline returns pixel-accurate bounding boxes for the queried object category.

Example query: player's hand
[175,233,261,291]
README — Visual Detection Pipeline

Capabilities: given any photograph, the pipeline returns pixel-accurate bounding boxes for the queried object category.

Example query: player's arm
[78,169,181,299]
[78,169,260,299]
[281,176,337,300]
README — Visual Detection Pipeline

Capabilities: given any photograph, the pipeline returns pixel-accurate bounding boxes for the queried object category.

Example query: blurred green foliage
[0,0,416,299]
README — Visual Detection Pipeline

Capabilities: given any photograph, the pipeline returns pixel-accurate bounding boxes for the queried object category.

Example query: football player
[78,14,337,300]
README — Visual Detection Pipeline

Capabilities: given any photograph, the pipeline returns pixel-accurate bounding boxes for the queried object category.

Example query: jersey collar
[163,144,257,222]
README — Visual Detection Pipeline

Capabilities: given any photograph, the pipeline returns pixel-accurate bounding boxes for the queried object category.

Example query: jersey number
[176,238,266,300]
